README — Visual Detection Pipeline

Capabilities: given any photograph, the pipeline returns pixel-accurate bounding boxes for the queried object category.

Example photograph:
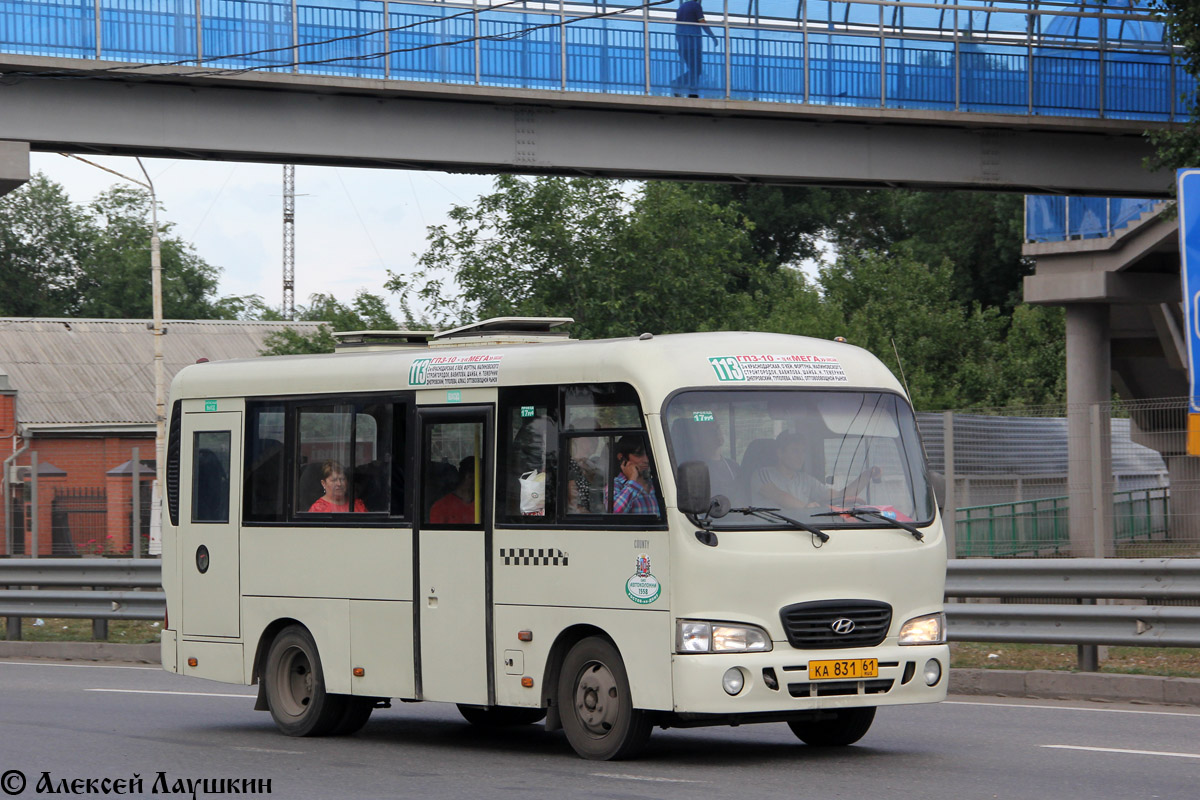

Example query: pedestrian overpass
[0,0,1189,195]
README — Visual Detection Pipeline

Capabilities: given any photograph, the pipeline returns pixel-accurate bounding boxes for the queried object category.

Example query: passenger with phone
[611,435,660,514]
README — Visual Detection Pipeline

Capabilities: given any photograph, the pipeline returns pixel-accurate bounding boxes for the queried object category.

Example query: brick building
[1,318,321,557]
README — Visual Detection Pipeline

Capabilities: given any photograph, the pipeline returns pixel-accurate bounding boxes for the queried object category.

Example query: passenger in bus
[750,431,879,512]
[610,436,660,515]
[430,456,477,524]
[566,421,605,514]
[308,460,367,513]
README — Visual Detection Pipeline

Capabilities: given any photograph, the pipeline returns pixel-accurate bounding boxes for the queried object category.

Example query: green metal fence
[955,488,1169,557]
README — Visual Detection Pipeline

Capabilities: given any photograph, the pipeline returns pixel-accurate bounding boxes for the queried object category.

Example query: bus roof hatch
[430,317,574,348]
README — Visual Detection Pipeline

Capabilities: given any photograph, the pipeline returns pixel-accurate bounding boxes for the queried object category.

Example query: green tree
[390,175,788,337]
[813,248,1008,410]
[824,189,1029,311]
[0,172,250,320]
[0,173,92,316]
[77,185,233,320]
[1148,1,1200,173]
[679,184,834,272]
[259,291,400,356]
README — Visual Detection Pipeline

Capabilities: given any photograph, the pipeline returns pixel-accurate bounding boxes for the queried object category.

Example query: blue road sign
[1178,169,1200,453]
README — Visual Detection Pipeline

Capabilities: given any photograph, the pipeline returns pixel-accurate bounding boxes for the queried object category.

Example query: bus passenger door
[416,407,493,705]
[180,409,242,638]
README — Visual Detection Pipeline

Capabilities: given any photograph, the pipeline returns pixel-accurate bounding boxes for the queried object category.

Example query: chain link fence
[919,397,1198,559]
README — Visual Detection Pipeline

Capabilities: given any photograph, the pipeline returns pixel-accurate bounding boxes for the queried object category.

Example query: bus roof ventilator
[333,317,575,352]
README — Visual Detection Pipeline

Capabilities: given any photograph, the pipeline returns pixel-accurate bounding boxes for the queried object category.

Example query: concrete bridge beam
[0,141,29,197]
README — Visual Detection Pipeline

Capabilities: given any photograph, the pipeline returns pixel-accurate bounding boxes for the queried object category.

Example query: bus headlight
[676,621,772,653]
[898,612,946,645]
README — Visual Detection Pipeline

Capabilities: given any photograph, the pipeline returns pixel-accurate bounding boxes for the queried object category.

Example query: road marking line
[590,774,707,784]
[946,700,1200,718]
[1,661,160,671]
[233,747,304,755]
[1043,744,1200,760]
[86,688,252,699]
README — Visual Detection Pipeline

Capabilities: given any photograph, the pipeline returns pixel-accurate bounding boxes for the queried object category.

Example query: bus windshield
[665,390,935,528]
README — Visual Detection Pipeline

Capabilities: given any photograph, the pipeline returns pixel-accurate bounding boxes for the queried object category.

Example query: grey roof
[0,318,324,430]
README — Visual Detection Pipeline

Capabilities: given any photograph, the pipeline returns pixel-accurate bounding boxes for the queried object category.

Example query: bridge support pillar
[0,141,30,197]
[1066,304,1114,558]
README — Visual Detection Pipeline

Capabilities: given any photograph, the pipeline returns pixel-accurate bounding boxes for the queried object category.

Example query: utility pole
[283,164,296,321]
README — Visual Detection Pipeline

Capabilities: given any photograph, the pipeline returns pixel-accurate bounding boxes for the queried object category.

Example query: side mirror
[676,461,712,515]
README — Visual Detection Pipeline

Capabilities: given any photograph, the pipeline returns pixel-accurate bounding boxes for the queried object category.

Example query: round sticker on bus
[625,553,661,604]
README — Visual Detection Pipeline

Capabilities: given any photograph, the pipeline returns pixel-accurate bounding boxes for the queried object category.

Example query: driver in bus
[308,460,367,513]
[751,431,879,512]
[610,436,660,515]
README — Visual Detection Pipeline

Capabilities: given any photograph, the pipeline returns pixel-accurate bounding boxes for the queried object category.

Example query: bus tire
[457,704,547,728]
[263,625,346,737]
[557,637,651,760]
[787,707,876,747]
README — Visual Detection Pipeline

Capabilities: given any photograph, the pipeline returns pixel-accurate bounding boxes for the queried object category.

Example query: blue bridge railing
[0,0,1191,120]
[1025,195,1162,242]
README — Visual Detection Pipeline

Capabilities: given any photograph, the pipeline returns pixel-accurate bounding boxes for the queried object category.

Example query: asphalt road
[2,659,1198,799]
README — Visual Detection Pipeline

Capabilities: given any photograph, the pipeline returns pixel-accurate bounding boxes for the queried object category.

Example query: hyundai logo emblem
[831,618,856,635]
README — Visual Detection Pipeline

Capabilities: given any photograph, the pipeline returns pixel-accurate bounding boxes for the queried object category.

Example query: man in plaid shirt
[611,435,660,515]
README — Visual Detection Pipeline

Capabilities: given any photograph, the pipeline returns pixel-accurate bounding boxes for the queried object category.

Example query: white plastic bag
[519,470,546,515]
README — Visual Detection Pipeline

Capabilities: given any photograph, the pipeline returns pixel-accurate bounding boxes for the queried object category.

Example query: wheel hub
[573,661,619,736]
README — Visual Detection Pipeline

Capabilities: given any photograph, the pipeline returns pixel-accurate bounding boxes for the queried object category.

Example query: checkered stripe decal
[499,548,568,566]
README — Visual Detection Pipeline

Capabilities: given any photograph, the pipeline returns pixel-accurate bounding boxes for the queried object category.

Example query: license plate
[809,658,878,680]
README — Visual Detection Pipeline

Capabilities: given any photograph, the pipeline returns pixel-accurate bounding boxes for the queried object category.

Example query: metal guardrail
[3,558,1198,648]
[1,559,164,623]
[946,558,1200,648]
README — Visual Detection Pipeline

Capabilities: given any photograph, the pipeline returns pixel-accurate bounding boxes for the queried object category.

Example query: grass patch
[951,641,1200,678]
[0,617,162,644]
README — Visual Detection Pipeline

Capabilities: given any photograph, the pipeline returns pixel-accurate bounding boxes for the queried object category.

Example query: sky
[28,152,496,319]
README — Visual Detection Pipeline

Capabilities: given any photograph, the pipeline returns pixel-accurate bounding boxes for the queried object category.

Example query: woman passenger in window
[611,436,660,515]
[308,460,366,513]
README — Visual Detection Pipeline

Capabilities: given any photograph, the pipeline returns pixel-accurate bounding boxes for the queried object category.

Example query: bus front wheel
[787,707,876,747]
[264,625,347,737]
[557,637,651,760]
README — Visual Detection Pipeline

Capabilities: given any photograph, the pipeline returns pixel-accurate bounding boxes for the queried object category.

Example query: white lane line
[590,774,707,784]
[233,747,304,755]
[86,688,253,699]
[946,700,1200,718]
[1,661,160,671]
[1043,744,1200,760]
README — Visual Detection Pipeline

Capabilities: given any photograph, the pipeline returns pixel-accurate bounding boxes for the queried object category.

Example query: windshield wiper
[728,506,830,543]
[812,507,925,541]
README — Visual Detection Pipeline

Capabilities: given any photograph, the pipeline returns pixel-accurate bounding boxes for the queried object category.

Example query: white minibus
[162,318,947,760]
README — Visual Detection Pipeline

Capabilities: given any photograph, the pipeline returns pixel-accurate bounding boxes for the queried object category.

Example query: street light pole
[60,154,166,490]
[136,159,166,490]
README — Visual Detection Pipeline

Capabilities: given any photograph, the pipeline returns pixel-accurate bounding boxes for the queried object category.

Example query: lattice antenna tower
[282,164,296,321]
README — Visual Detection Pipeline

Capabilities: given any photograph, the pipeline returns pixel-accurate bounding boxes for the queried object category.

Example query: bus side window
[244,404,285,523]
[296,404,390,515]
[192,431,231,523]
[497,389,558,523]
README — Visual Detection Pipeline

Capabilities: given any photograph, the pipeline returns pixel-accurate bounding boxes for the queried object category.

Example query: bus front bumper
[669,643,949,716]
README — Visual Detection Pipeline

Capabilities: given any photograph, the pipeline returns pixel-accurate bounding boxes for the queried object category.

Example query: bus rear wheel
[457,704,547,728]
[264,625,347,737]
[787,707,876,747]
[557,637,651,761]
